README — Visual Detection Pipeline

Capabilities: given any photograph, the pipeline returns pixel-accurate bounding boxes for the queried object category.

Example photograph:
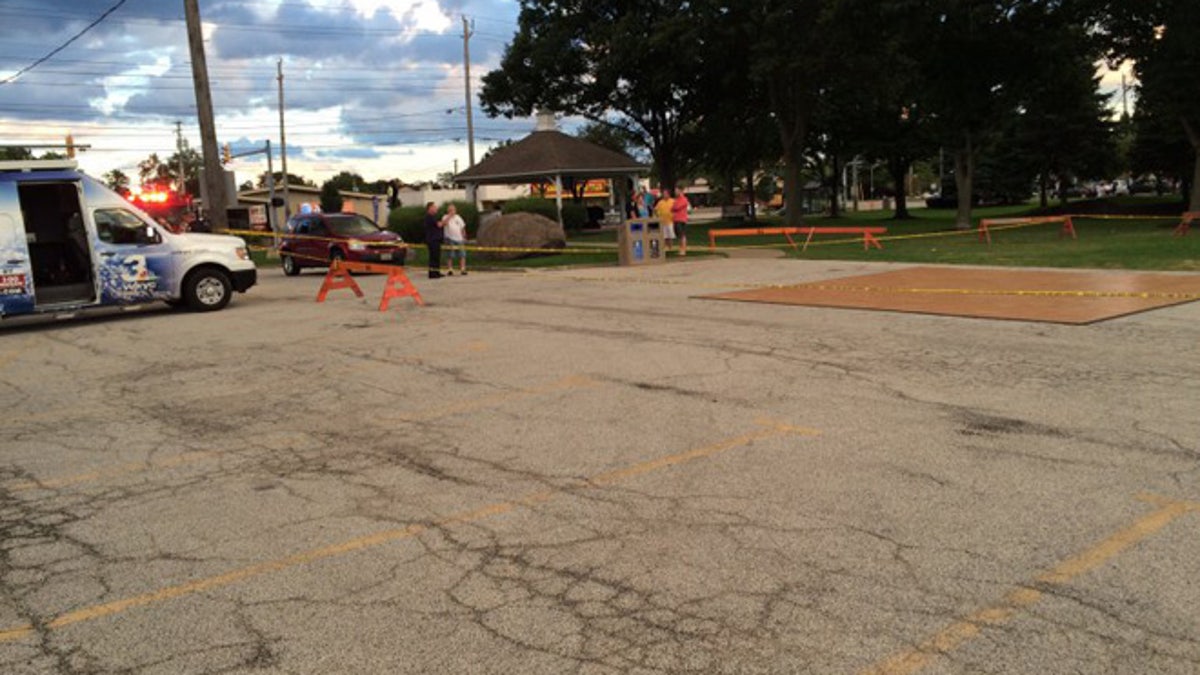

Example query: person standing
[671,186,691,256]
[643,187,657,220]
[441,204,468,276]
[424,201,444,278]
[654,187,675,251]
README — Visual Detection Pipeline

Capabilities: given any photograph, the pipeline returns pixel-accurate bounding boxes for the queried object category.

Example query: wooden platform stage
[701,266,1200,324]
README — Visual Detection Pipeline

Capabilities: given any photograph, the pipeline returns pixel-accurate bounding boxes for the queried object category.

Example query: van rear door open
[14,178,97,308]
[0,180,36,316]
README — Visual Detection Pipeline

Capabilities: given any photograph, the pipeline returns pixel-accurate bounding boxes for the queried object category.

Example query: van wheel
[281,254,300,276]
[184,268,232,312]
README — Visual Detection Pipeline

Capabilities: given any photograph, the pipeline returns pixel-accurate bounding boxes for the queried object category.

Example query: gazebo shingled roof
[453,128,647,184]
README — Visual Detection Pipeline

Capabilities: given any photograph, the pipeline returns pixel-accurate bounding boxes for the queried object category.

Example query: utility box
[618,219,666,266]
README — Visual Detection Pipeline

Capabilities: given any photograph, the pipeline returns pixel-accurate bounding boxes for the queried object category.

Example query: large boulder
[476,212,567,261]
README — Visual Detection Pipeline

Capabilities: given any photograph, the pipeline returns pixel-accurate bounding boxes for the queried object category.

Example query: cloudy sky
[0,0,531,187]
[1,1,1135,191]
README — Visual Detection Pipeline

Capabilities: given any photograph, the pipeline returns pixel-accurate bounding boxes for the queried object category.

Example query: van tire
[184,267,232,312]
[281,254,300,276]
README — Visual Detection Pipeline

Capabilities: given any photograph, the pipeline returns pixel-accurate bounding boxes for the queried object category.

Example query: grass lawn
[247,197,1196,272]
[688,202,1197,271]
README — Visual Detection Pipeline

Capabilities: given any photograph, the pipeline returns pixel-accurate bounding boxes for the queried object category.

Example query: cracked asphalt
[0,258,1197,674]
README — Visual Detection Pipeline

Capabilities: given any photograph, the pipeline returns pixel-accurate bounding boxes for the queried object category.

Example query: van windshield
[326,215,381,236]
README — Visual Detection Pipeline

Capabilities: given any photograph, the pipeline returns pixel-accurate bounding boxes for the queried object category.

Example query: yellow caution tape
[221,211,1190,259]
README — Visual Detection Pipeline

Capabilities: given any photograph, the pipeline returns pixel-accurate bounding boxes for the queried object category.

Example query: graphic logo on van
[120,255,153,283]
[0,272,27,296]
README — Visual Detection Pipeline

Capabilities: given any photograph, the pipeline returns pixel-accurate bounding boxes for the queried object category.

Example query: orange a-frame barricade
[978,216,1076,245]
[316,260,425,312]
[1175,212,1198,237]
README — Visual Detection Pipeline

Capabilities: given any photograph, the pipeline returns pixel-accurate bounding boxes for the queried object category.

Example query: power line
[0,0,128,85]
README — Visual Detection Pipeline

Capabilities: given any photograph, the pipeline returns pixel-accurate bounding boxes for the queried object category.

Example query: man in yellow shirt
[654,188,675,250]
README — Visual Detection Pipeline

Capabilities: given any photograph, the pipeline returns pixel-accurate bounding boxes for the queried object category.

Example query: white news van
[0,160,256,318]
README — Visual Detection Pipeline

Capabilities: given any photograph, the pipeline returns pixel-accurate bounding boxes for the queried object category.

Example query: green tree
[0,147,33,160]
[849,3,938,220]
[103,169,131,194]
[1093,0,1200,209]
[137,153,173,189]
[256,172,316,189]
[319,171,365,213]
[575,121,638,157]
[733,0,866,226]
[918,0,1026,227]
[481,0,702,190]
[480,139,516,162]
[685,1,779,217]
[165,143,203,195]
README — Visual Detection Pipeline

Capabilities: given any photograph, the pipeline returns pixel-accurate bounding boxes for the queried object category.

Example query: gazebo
[454,112,649,225]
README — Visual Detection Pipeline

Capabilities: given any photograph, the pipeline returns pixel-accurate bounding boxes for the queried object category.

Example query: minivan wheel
[184,267,232,312]
[330,249,351,274]
[281,254,300,276]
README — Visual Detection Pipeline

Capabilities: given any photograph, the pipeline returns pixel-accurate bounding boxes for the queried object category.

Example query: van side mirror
[141,225,161,245]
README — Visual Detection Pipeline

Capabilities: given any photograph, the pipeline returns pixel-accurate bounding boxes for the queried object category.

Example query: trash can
[618,219,666,266]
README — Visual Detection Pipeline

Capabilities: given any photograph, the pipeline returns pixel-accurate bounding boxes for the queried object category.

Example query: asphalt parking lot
[1,258,1198,674]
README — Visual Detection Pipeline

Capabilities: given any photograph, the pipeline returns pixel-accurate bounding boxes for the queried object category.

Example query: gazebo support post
[554,173,564,227]
[465,183,479,212]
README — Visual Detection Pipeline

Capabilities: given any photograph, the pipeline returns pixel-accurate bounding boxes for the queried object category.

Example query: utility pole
[184,0,229,231]
[462,15,475,167]
[278,58,290,219]
[175,120,186,195]
[265,139,277,240]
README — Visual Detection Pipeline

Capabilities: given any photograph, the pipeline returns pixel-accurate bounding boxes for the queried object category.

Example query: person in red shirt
[670,187,690,256]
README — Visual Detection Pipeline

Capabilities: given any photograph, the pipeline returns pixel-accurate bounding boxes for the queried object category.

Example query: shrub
[387,206,427,243]
[501,197,588,230]
[388,201,482,242]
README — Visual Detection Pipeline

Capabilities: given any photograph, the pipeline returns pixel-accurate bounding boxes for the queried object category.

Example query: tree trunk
[829,155,841,219]
[888,157,911,220]
[1181,117,1200,212]
[654,144,676,193]
[1039,173,1048,209]
[782,156,803,227]
[953,140,973,229]
[1191,147,1200,213]
[746,167,757,223]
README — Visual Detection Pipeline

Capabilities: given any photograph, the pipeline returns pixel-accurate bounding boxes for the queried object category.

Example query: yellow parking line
[7,451,222,492]
[863,496,1200,675]
[0,419,819,642]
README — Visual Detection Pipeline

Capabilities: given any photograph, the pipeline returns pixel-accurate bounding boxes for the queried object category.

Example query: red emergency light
[134,191,171,203]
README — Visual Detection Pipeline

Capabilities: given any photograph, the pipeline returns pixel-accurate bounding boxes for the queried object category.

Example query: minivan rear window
[326,215,381,236]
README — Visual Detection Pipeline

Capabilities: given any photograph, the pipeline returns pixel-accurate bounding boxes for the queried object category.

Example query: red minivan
[280,212,407,275]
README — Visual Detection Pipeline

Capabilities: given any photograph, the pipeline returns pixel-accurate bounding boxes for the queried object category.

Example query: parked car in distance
[280,212,406,276]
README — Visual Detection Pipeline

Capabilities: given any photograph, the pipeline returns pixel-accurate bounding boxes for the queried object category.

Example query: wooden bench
[1175,212,1199,237]
[708,226,887,252]
[978,216,1076,245]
